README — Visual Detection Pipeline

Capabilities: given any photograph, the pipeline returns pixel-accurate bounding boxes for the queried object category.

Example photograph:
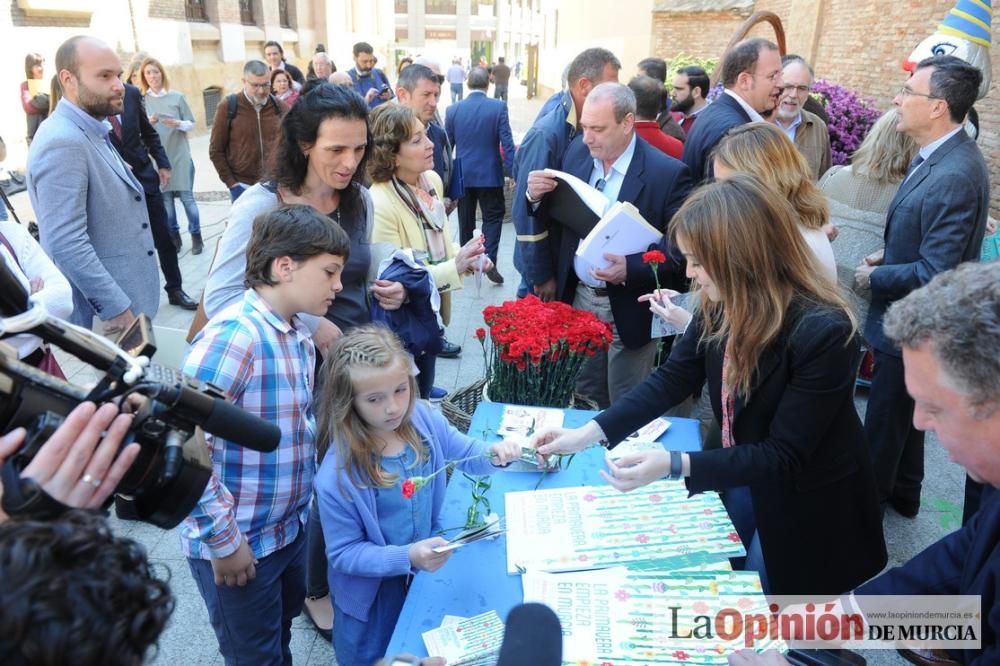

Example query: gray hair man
[773,56,831,179]
[525,81,693,408]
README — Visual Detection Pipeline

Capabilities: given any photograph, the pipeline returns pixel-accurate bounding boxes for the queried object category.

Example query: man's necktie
[905,154,925,180]
[108,114,123,140]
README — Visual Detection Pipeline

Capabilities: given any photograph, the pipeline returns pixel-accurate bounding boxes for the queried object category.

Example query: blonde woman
[714,122,837,284]
[536,175,887,596]
[367,103,489,399]
[819,109,919,323]
[138,57,202,254]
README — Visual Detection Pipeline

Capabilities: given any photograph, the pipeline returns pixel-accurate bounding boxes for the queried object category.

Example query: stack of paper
[496,406,564,472]
[422,610,505,666]
[433,514,505,553]
[523,567,786,664]
[576,201,663,269]
[505,480,745,574]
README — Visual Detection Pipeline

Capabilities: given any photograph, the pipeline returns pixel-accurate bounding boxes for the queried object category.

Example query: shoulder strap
[0,231,20,269]
[226,93,238,133]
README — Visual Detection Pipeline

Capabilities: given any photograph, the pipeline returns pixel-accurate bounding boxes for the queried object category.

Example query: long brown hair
[316,325,424,491]
[714,122,829,230]
[670,174,856,396]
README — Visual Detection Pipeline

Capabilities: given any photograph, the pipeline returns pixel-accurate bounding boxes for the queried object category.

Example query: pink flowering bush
[811,80,882,165]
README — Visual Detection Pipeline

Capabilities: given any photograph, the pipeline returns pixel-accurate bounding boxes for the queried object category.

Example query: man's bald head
[55,35,112,79]
[328,71,352,86]
[412,56,442,76]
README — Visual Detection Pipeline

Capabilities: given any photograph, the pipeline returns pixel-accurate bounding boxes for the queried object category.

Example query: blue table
[385,402,703,657]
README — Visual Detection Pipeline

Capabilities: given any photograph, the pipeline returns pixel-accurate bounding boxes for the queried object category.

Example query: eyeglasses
[247,82,270,90]
[781,84,811,95]
[898,85,940,100]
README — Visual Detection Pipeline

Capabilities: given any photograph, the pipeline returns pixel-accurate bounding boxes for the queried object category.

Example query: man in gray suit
[27,36,159,336]
[855,55,989,518]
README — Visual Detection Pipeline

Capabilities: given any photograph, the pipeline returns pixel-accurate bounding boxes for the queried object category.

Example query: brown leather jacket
[208,92,284,188]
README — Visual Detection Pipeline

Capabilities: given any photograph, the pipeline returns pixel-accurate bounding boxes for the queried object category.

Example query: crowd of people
[1,29,998,666]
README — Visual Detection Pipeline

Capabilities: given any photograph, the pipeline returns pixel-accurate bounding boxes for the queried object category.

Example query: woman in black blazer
[536,174,887,596]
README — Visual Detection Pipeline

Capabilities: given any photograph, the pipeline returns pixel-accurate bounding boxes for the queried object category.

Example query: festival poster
[504,480,745,574]
[421,610,505,665]
[522,568,787,664]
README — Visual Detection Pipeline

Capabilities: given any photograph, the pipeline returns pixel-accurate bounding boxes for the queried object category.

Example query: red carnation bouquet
[478,296,613,407]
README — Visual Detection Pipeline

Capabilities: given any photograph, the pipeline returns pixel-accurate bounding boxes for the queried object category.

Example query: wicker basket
[441,379,599,434]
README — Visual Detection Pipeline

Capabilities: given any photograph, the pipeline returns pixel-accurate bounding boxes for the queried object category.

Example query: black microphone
[497,603,563,666]
[150,380,282,453]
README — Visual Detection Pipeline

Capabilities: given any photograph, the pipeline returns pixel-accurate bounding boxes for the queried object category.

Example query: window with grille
[278,0,291,27]
[185,0,207,21]
[239,0,255,25]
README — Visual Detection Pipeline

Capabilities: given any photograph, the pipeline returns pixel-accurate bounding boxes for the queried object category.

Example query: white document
[575,201,662,269]
[422,610,505,665]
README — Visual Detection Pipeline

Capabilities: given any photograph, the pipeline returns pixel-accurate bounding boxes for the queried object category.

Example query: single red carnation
[642,249,667,266]
[475,327,486,340]
[401,479,416,499]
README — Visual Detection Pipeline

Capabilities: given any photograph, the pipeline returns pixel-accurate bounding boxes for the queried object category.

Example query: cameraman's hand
[0,402,140,521]
[211,537,258,586]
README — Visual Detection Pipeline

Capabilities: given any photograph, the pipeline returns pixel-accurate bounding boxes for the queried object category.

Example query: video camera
[0,256,281,528]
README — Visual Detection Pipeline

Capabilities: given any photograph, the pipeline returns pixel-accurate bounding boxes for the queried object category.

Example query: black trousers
[145,189,183,292]
[458,186,505,266]
[864,349,925,506]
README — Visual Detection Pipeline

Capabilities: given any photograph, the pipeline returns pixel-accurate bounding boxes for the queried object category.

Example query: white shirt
[724,89,766,123]
[574,133,637,288]
[0,220,74,358]
[777,111,803,142]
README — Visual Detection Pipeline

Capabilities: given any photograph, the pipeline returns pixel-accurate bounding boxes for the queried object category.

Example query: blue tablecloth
[384,402,703,658]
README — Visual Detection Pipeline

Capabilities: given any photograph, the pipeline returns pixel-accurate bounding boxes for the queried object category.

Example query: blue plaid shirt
[180,289,317,560]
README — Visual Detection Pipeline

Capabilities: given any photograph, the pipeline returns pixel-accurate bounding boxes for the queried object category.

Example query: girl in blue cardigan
[314,325,519,665]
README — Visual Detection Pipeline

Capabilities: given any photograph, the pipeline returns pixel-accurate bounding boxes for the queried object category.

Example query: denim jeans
[188,528,307,666]
[163,189,201,235]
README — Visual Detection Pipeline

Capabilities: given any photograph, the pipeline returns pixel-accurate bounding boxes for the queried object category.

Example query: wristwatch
[667,450,683,480]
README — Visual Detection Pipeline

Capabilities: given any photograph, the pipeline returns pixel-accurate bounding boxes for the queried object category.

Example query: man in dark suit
[514,48,620,301]
[855,55,989,518]
[856,261,1000,665]
[446,66,515,284]
[109,83,197,310]
[681,38,783,184]
[526,82,692,408]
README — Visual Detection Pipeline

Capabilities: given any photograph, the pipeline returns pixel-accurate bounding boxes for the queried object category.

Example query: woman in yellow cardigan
[368,103,490,398]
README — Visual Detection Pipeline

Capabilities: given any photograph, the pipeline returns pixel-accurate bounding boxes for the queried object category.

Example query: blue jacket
[512,92,577,286]
[538,134,693,349]
[864,130,990,356]
[315,402,498,621]
[369,257,442,356]
[445,90,515,187]
[857,491,1000,663]
[680,92,751,184]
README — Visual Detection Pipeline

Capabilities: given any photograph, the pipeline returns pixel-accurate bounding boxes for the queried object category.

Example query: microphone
[497,603,563,666]
[149,380,282,453]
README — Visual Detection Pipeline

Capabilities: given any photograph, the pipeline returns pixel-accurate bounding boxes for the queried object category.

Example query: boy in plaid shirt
[181,205,349,664]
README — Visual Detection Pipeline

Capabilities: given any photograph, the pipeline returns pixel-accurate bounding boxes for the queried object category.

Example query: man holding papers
[525,82,692,408]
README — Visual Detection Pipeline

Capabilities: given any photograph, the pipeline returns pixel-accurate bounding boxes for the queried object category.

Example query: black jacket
[538,135,692,349]
[109,84,170,195]
[680,92,752,184]
[595,300,887,595]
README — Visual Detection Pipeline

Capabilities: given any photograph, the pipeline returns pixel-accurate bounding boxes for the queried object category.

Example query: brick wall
[651,0,1000,215]
[149,0,186,21]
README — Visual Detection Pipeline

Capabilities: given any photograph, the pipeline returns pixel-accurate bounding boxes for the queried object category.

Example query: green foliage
[664,54,719,92]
